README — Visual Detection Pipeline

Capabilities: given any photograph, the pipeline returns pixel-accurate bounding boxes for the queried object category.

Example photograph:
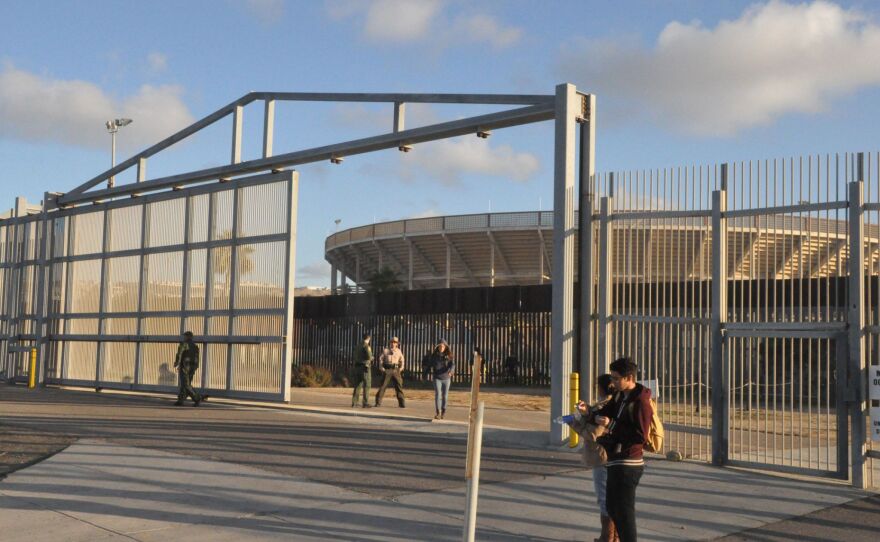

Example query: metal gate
[1,171,298,402]
[590,152,877,487]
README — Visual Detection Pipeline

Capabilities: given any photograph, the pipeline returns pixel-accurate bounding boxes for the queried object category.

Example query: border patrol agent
[174,331,206,407]
[351,332,373,408]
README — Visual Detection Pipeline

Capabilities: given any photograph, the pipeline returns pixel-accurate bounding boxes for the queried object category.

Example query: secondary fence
[294,286,552,386]
[0,171,297,401]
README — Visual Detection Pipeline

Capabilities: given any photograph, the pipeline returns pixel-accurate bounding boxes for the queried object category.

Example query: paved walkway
[0,385,874,541]
[0,438,868,541]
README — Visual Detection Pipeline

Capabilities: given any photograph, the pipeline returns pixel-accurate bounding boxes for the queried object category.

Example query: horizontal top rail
[724,201,849,219]
[60,102,555,206]
[251,91,555,105]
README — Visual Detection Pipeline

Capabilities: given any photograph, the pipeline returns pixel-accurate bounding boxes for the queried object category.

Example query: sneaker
[440,410,446,419]
[194,398,201,407]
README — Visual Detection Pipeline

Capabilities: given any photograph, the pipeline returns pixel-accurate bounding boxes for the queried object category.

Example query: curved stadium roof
[325,211,880,290]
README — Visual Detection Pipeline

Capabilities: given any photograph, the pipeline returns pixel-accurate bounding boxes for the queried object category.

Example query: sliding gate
[0,171,297,402]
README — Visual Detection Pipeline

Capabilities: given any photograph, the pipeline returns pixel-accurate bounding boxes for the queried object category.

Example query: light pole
[105,118,133,188]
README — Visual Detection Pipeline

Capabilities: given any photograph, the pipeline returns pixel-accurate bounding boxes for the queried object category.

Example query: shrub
[331,367,351,388]
[291,364,333,387]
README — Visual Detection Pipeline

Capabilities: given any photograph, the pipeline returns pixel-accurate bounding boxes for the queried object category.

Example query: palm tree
[211,230,256,304]
[365,266,402,293]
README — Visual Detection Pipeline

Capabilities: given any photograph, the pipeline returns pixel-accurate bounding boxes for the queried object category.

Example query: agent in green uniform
[351,332,373,408]
[174,331,207,407]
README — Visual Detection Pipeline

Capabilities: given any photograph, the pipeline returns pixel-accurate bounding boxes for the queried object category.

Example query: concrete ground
[0,384,875,541]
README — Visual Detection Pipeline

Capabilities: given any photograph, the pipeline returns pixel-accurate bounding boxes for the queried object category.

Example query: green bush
[291,364,334,387]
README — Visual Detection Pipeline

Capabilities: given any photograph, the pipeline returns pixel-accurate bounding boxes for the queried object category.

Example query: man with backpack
[590,357,654,542]
[173,331,206,407]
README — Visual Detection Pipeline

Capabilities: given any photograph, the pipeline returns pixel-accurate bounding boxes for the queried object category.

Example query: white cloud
[0,65,194,150]
[146,52,167,73]
[330,103,539,186]
[452,14,521,50]
[559,0,880,136]
[297,260,331,280]
[326,0,521,49]
[364,0,442,42]
[402,136,540,186]
[243,0,285,24]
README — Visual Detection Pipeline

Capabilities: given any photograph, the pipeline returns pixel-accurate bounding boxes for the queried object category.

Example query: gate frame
[1,86,594,436]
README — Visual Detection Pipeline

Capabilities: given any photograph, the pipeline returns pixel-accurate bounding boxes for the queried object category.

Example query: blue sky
[2,0,879,286]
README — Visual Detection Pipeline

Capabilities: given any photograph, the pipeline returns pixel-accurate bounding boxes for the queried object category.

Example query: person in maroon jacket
[591,357,653,542]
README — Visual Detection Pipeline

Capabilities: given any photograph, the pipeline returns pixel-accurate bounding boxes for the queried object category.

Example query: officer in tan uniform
[375,336,406,408]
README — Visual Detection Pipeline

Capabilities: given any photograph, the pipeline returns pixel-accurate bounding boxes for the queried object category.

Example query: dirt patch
[300,385,551,411]
[0,423,76,477]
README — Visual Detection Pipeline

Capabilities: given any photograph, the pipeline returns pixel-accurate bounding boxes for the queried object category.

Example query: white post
[711,168,729,466]
[263,99,275,159]
[578,94,596,404]
[848,165,866,488]
[282,171,299,403]
[231,105,243,164]
[109,130,117,188]
[463,401,485,542]
[550,83,578,444]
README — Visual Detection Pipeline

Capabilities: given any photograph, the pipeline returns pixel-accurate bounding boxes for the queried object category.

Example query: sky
[2,0,879,286]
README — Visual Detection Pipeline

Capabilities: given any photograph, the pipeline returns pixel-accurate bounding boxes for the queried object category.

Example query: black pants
[375,368,405,406]
[606,465,644,542]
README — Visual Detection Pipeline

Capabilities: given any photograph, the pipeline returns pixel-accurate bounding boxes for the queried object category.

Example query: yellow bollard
[569,372,579,448]
[28,347,37,389]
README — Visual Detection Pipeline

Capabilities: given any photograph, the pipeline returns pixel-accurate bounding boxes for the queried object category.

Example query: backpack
[644,398,664,453]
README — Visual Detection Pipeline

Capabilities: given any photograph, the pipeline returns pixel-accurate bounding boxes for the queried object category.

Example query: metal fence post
[711,165,729,466]
[848,164,867,488]
[597,189,613,375]
[578,94,596,404]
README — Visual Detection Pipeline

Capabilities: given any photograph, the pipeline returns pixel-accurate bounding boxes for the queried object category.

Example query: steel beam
[281,171,298,402]
[59,103,555,205]
[577,94,595,404]
[486,231,513,279]
[711,175,729,466]
[550,83,578,444]
[231,105,243,165]
[263,99,275,158]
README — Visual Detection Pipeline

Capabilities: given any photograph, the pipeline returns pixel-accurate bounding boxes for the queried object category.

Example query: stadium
[325,210,880,290]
